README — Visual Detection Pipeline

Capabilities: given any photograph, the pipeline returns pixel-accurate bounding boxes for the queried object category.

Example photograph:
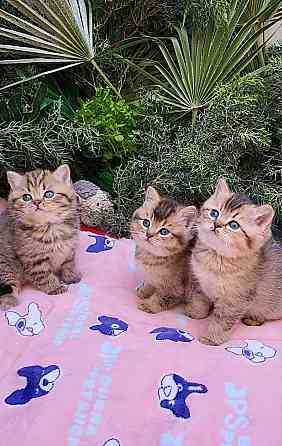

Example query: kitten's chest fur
[15,220,79,272]
[192,241,257,301]
[135,245,190,293]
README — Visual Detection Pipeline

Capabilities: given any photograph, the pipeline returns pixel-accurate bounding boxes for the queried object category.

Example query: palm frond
[119,0,282,114]
[0,0,120,96]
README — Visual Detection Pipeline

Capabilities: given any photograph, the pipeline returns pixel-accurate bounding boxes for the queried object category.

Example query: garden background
[0,0,281,236]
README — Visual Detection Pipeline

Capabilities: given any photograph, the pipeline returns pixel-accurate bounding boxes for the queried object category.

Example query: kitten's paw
[137,298,161,314]
[61,269,82,284]
[0,294,18,310]
[198,335,221,346]
[136,283,154,300]
[47,284,69,295]
[242,317,265,326]
[184,299,210,319]
[198,331,229,345]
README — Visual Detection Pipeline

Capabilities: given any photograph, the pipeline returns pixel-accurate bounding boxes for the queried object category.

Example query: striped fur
[130,186,197,314]
[186,177,282,346]
[0,165,80,310]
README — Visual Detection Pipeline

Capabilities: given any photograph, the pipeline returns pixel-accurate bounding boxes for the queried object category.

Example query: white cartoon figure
[5,303,44,336]
[103,440,121,446]
[226,340,277,364]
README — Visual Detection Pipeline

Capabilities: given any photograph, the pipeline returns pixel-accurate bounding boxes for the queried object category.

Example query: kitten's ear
[214,176,230,199]
[53,164,71,184]
[7,171,24,191]
[254,204,274,230]
[176,206,197,225]
[144,186,160,204]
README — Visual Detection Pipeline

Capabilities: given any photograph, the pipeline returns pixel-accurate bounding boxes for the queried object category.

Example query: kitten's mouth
[33,207,44,212]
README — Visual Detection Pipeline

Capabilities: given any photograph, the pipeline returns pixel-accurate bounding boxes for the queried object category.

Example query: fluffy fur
[130,186,197,313]
[186,177,282,345]
[0,165,81,310]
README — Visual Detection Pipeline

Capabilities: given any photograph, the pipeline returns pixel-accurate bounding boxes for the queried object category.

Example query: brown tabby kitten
[0,165,81,310]
[185,177,282,345]
[130,186,197,313]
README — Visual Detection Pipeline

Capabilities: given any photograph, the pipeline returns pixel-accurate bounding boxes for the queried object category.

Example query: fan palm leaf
[0,0,120,96]
[118,0,282,114]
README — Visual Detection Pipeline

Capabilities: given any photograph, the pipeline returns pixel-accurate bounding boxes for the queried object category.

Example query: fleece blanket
[0,225,282,446]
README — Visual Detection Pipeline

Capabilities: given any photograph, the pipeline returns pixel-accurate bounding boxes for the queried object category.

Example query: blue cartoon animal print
[103,439,121,446]
[158,374,208,419]
[150,327,194,343]
[226,340,277,364]
[86,235,114,253]
[5,302,44,336]
[5,365,60,406]
[90,316,128,336]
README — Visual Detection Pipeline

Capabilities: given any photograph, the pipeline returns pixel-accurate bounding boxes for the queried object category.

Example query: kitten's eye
[227,221,240,231]
[208,209,219,220]
[44,190,54,199]
[159,228,170,236]
[142,219,150,228]
[22,194,32,202]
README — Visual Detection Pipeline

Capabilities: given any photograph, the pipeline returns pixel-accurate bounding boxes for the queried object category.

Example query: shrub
[75,88,143,163]
[111,71,282,236]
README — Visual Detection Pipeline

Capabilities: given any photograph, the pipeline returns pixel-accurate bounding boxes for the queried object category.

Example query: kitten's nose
[146,231,154,240]
[33,199,42,208]
[213,222,222,231]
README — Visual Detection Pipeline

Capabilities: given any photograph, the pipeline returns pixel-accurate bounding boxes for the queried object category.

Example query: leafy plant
[119,0,282,118]
[111,71,282,236]
[75,87,143,162]
[0,0,120,96]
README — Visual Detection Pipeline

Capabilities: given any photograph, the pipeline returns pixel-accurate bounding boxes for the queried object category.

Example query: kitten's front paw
[48,284,69,295]
[137,297,161,314]
[0,294,18,310]
[199,328,229,346]
[184,302,210,319]
[136,283,154,300]
[242,317,264,326]
[199,335,222,346]
[184,298,210,319]
[61,269,82,284]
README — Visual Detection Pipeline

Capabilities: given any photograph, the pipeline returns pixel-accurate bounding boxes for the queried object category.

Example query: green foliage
[75,88,143,162]
[120,0,282,115]
[183,0,230,29]
[111,71,282,236]
[0,0,119,96]
[0,103,110,195]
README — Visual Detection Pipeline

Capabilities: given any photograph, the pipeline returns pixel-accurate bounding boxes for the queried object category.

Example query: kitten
[130,186,197,313]
[186,177,282,345]
[0,165,81,310]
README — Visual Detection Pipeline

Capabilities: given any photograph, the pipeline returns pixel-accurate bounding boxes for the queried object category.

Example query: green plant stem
[89,59,121,98]
[256,20,265,66]
[192,109,198,127]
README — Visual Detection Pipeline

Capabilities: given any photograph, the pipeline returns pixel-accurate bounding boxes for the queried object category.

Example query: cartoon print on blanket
[86,235,115,253]
[226,340,277,364]
[103,439,121,446]
[158,374,208,419]
[150,327,194,343]
[5,365,60,406]
[5,302,44,336]
[90,316,128,336]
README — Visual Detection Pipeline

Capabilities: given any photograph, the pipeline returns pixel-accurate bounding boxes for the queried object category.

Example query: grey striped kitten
[0,165,81,310]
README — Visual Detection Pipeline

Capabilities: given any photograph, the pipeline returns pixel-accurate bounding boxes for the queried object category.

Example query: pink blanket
[1,226,282,446]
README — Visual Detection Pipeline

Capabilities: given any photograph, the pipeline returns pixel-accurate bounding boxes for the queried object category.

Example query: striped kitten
[130,186,197,313]
[0,165,81,310]
[187,177,282,345]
